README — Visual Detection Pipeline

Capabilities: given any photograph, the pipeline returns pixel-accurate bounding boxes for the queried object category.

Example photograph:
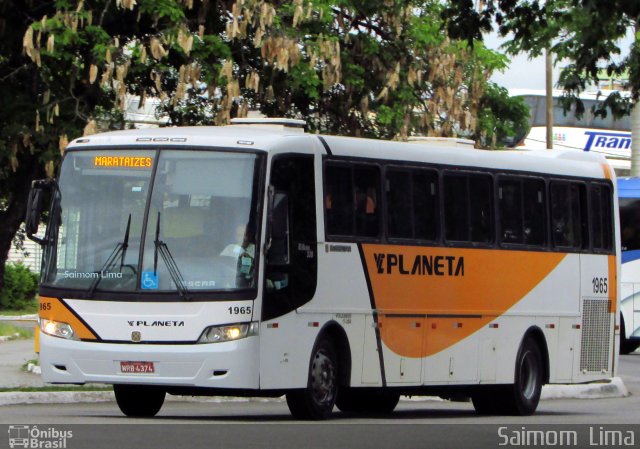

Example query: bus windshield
[42,149,262,296]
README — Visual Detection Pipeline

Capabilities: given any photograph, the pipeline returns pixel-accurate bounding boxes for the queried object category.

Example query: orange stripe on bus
[38,297,98,340]
[361,245,565,358]
[608,255,617,313]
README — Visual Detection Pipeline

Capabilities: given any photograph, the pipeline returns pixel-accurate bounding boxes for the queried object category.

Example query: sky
[484,29,635,91]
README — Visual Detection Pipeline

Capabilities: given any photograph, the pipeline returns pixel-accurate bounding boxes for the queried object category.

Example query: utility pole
[632,22,640,176]
[545,49,554,150]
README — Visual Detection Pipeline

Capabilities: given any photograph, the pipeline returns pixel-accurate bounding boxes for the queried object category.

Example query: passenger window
[498,177,545,246]
[444,174,469,242]
[522,179,545,246]
[386,168,438,241]
[325,163,380,239]
[469,175,493,243]
[550,182,587,249]
[354,166,380,238]
[499,179,523,244]
[412,170,438,241]
[325,165,353,236]
[386,169,413,239]
[444,173,492,243]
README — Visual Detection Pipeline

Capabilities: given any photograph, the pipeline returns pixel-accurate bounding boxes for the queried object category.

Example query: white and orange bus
[27,118,619,419]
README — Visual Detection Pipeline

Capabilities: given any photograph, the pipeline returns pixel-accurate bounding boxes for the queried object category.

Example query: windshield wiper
[87,214,131,297]
[153,211,191,301]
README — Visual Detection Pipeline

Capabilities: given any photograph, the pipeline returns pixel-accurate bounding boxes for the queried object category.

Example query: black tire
[509,337,544,415]
[620,315,640,355]
[336,388,400,414]
[114,384,166,417]
[472,337,543,416]
[286,337,338,420]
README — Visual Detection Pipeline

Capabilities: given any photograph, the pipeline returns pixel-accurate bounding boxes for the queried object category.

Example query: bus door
[259,154,318,389]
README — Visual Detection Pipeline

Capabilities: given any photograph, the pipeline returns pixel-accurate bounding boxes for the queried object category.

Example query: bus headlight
[197,322,258,344]
[40,319,77,340]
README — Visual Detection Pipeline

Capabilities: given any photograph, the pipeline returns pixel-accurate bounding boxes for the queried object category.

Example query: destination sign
[93,155,153,168]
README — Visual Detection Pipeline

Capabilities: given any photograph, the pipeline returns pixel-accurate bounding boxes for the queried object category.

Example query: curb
[0,315,38,321]
[0,333,22,343]
[541,376,628,400]
[0,378,628,406]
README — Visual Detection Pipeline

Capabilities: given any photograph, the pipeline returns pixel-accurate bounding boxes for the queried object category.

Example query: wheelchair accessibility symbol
[141,271,159,289]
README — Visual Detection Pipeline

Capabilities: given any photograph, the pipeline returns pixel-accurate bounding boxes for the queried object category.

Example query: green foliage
[0,263,38,310]
[476,83,531,149]
[0,0,527,300]
[443,0,640,116]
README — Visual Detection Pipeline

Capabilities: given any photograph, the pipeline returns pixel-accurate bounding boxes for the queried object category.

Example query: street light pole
[545,49,554,150]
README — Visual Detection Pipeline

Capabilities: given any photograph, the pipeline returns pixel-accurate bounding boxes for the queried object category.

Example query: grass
[0,385,113,393]
[0,323,33,339]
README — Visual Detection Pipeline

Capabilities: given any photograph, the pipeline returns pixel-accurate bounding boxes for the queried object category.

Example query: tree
[443,0,640,113]
[443,0,640,172]
[0,0,524,297]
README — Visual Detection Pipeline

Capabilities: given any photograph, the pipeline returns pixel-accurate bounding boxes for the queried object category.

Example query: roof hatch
[229,118,306,133]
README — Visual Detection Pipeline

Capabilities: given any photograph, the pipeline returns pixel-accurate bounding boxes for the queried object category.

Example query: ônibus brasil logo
[8,425,72,448]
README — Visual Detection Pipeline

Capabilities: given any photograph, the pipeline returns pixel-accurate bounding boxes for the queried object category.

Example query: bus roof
[68,124,613,180]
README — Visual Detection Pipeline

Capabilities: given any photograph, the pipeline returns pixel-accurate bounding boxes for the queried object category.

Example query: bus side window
[325,165,352,236]
[386,169,413,239]
[590,183,613,252]
[498,177,545,246]
[444,174,469,242]
[550,182,587,250]
[522,179,545,246]
[353,166,380,238]
[469,174,493,243]
[444,172,493,244]
[498,179,523,244]
[325,162,380,239]
[386,167,438,241]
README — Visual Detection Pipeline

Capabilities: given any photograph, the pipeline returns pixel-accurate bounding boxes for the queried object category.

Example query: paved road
[2,394,639,449]
[1,337,638,449]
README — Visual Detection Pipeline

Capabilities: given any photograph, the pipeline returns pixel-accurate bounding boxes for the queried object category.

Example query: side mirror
[267,192,290,265]
[25,179,53,245]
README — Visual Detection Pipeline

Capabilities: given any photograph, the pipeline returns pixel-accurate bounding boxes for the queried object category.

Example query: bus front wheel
[114,384,165,417]
[286,337,338,420]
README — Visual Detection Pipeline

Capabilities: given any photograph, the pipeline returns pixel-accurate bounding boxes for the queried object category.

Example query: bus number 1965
[229,306,252,315]
[592,277,608,294]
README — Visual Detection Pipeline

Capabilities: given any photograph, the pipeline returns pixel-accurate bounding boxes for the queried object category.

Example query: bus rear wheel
[114,384,166,417]
[336,388,400,414]
[286,337,338,420]
[472,337,543,416]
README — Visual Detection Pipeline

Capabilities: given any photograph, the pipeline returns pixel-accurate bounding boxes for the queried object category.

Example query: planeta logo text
[127,320,185,327]
[373,253,464,277]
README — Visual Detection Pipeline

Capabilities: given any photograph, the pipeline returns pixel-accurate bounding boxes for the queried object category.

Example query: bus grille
[579,299,612,373]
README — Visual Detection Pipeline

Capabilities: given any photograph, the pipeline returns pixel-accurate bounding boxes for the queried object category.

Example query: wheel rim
[519,349,539,400]
[310,349,336,405]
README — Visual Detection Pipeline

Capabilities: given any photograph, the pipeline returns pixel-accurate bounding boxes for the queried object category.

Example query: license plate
[120,361,155,374]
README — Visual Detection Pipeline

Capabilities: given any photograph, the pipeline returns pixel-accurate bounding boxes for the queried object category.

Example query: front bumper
[39,332,260,389]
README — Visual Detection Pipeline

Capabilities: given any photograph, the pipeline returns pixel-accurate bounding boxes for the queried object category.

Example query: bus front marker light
[40,319,77,340]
